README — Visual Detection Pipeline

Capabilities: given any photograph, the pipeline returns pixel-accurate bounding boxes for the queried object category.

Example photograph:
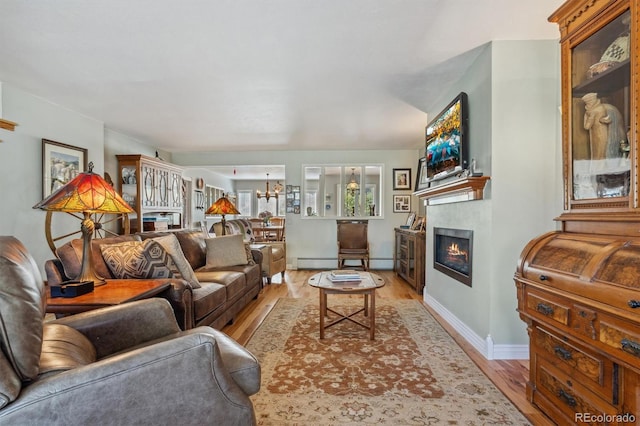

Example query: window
[237,190,252,217]
[303,164,382,218]
[277,195,286,216]
[257,197,278,216]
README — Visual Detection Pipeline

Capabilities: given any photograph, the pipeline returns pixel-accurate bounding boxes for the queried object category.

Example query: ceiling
[0,1,562,155]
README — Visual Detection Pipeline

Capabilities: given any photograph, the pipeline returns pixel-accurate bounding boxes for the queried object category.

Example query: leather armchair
[0,236,260,425]
[260,241,286,284]
[213,219,286,284]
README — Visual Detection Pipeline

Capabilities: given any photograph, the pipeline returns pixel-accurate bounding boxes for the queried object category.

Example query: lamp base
[77,271,107,286]
[78,213,107,286]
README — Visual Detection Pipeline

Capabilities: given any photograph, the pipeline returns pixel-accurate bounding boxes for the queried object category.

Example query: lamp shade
[34,163,133,214]
[205,194,240,236]
[205,194,240,215]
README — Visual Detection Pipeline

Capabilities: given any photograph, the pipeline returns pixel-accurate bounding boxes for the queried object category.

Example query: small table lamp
[33,162,133,285]
[205,193,240,236]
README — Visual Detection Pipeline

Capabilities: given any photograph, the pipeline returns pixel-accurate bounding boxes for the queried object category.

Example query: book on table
[328,270,361,282]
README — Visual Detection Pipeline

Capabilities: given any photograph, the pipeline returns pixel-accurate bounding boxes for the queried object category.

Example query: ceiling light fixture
[346,168,360,192]
[256,173,279,201]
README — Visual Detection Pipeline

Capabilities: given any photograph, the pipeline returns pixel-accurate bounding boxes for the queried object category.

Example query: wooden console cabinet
[393,228,425,294]
[116,154,184,233]
[516,1,640,424]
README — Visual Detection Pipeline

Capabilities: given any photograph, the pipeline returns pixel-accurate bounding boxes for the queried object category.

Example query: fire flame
[447,243,468,262]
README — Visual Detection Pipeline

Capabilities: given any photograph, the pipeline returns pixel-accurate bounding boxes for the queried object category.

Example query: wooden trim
[413,176,490,203]
[0,118,17,131]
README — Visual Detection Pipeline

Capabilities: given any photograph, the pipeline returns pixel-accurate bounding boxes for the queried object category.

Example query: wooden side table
[308,271,385,340]
[46,279,174,315]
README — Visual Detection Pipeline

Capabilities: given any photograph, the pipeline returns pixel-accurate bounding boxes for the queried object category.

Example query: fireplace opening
[434,227,473,287]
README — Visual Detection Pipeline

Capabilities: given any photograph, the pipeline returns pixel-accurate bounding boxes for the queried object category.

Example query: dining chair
[336,219,369,270]
[248,218,265,241]
[269,217,285,241]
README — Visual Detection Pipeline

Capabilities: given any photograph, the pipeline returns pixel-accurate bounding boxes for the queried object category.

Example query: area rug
[246,297,530,425]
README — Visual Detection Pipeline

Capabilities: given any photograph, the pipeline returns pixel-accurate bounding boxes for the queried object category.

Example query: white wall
[424,40,561,358]
[182,167,235,227]
[489,40,562,347]
[0,83,104,273]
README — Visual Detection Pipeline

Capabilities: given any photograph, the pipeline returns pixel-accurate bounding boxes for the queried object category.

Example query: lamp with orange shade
[205,193,240,236]
[33,162,133,286]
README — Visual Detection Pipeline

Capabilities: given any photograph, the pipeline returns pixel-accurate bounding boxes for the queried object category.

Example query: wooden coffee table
[46,279,175,315]
[308,271,385,340]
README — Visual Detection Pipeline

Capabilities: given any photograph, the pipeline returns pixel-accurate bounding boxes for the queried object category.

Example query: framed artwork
[414,157,429,191]
[42,139,88,198]
[412,216,425,231]
[393,168,411,190]
[286,185,301,213]
[406,211,416,227]
[393,194,411,213]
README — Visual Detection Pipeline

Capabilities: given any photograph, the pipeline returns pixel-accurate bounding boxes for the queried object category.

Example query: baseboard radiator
[295,257,393,270]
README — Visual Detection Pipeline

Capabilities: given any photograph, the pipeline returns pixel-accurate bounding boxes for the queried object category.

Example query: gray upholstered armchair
[0,236,260,425]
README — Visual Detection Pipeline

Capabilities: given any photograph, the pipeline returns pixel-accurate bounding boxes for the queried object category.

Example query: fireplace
[433,227,473,287]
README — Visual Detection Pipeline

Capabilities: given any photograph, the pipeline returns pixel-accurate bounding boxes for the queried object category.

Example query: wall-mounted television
[425,92,469,182]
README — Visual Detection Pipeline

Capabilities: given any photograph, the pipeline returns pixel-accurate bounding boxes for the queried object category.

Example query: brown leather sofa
[45,229,263,330]
[0,236,260,425]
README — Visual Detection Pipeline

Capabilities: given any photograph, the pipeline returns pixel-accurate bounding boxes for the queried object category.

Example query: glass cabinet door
[157,168,169,207]
[142,164,155,207]
[570,10,630,202]
[120,165,138,209]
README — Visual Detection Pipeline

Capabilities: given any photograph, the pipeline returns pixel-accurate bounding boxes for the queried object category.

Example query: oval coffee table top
[308,270,385,291]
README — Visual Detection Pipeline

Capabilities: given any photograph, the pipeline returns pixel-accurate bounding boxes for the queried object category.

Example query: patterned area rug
[247,297,530,425]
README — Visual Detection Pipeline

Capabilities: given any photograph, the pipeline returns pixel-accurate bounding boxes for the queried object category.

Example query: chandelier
[256,173,279,201]
[346,168,360,192]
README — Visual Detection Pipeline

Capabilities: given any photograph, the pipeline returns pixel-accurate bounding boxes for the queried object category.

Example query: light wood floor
[222,269,553,426]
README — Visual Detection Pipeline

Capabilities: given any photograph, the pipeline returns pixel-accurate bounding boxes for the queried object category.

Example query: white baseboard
[295,258,394,270]
[424,293,529,360]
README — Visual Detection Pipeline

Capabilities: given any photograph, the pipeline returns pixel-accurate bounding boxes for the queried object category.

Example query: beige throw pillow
[205,235,249,268]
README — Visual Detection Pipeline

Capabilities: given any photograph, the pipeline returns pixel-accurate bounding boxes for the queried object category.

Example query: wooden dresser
[516,0,640,423]
[515,232,640,423]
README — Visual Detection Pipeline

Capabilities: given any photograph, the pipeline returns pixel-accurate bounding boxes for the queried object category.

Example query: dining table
[251,224,285,241]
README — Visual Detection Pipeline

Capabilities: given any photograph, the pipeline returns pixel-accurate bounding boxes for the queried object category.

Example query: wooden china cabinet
[116,154,184,233]
[515,0,640,424]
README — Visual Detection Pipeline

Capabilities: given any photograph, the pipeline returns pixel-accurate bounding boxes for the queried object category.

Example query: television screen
[425,92,468,181]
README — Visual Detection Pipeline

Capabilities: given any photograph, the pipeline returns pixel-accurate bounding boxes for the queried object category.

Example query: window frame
[302,163,384,219]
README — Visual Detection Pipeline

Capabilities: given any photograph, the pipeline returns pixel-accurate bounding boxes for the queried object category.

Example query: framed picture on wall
[393,168,411,190]
[393,194,411,212]
[42,139,88,198]
[414,157,429,191]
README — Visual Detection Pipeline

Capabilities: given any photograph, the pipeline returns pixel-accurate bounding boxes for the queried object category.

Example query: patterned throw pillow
[244,243,256,265]
[151,234,201,288]
[212,219,256,243]
[100,239,177,280]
